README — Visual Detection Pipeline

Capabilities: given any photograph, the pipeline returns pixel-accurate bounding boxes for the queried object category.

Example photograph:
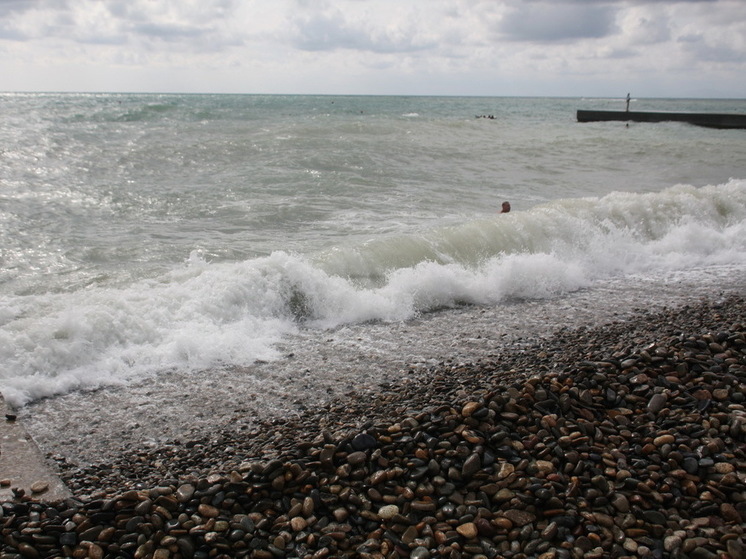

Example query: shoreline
[2,292,744,557]
[60,291,746,495]
[19,266,746,471]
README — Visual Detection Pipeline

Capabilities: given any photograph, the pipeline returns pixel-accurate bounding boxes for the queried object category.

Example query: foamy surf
[2,180,744,407]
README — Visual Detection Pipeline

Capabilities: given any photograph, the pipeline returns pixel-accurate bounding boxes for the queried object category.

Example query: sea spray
[3,181,745,406]
[2,93,745,409]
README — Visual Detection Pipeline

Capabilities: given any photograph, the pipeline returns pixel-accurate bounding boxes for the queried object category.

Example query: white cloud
[0,0,743,97]
[288,7,436,53]
[617,5,672,46]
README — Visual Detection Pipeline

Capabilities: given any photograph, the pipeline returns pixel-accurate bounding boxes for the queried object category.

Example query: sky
[0,0,744,98]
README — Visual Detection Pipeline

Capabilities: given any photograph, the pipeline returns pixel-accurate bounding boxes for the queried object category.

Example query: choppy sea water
[1,94,745,463]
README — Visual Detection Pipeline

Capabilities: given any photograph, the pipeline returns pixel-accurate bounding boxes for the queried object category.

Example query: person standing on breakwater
[626,93,631,112]
[500,201,511,213]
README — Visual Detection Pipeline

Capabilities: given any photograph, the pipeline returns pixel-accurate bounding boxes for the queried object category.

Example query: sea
[1,94,745,462]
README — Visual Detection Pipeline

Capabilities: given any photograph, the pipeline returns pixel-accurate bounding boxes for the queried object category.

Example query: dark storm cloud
[290,10,433,53]
[498,2,618,42]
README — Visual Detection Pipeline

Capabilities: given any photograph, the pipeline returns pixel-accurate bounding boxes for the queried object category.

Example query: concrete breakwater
[577,110,746,129]
[0,396,70,503]
[1,295,744,558]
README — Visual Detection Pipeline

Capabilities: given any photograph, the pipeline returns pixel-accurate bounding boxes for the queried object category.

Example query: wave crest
[2,180,744,406]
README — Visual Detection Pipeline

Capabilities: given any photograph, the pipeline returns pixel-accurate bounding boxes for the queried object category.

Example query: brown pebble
[197,504,219,518]
[378,504,399,519]
[462,402,481,417]
[30,481,49,494]
[17,543,39,559]
[493,517,513,531]
[347,451,367,466]
[290,516,308,531]
[720,503,742,523]
[503,509,536,527]
[456,522,478,539]
[653,434,675,446]
[727,539,744,559]
[87,543,104,559]
[302,496,315,516]
[0,296,744,559]
[714,462,735,474]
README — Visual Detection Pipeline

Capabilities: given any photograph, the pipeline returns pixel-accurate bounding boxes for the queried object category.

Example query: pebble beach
[2,292,745,559]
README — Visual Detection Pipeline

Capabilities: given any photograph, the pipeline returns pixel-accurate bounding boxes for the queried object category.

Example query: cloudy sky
[1,0,744,97]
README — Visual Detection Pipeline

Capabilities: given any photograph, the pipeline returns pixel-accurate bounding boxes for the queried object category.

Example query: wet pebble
[3,296,745,559]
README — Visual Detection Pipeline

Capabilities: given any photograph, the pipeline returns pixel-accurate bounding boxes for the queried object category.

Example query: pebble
[456,522,478,539]
[175,483,195,502]
[2,296,745,559]
[411,547,431,559]
[378,504,399,520]
[503,509,536,527]
[647,392,668,413]
[29,481,49,494]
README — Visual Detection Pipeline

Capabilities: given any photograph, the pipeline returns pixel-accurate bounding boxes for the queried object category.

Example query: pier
[577,109,746,129]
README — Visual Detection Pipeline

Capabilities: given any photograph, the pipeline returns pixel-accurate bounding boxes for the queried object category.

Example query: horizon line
[2,91,745,101]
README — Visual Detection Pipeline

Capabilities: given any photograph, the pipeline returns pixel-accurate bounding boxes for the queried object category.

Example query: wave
[318,179,746,280]
[1,180,745,406]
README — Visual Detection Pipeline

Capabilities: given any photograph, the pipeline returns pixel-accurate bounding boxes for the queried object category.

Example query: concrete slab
[576,109,746,129]
[0,393,71,503]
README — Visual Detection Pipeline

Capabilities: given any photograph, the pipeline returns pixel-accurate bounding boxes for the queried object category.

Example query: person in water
[501,201,511,213]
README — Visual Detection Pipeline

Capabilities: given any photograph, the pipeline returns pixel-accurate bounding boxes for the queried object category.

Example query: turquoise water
[1,93,745,408]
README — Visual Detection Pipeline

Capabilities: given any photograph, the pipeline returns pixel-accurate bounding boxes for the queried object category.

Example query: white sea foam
[2,180,744,407]
[2,94,746,410]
